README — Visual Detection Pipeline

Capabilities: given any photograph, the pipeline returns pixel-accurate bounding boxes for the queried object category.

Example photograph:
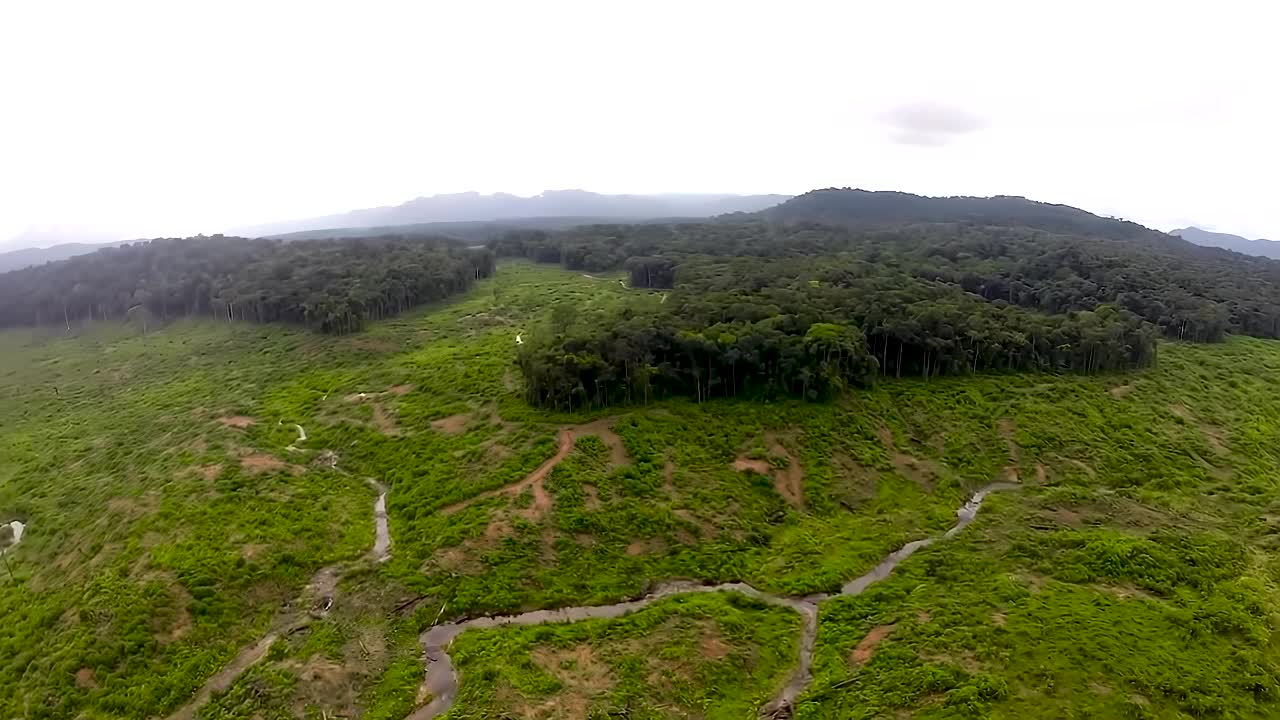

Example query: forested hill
[496,204,1280,409]
[750,188,1161,242]
[0,234,494,334]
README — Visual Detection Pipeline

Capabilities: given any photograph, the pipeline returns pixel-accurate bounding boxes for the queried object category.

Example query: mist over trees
[0,234,494,334]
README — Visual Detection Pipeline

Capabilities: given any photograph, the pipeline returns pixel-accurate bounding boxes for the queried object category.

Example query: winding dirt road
[409,482,1019,719]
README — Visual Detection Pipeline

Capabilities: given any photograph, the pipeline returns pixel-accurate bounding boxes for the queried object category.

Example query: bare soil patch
[389,384,414,395]
[75,667,98,689]
[527,644,615,716]
[372,404,400,435]
[218,415,256,429]
[851,624,896,666]
[874,425,943,489]
[700,633,732,660]
[998,418,1021,467]
[992,611,1007,626]
[765,433,805,508]
[240,453,304,475]
[431,413,470,435]
[732,457,771,474]
[183,463,222,482]
[1109,383,1135,397]
[625,538,667,557]
[662,456,676,495]
[583,485,602,511]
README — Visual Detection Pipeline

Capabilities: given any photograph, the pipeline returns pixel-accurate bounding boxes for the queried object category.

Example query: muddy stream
[165,422,1017,720]
[162,478,391,720]
[410,482,1019,719]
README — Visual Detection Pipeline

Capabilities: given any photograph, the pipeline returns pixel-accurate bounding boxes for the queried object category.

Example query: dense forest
[0,234,494,334]
[498,190,1280,409]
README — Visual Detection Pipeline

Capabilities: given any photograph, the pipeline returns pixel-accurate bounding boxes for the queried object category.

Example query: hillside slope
[5,263,1280,719]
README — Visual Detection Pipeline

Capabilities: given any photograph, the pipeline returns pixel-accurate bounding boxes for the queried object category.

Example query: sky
[1,0,1276,245]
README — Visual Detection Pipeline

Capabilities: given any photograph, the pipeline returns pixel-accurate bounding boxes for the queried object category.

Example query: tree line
[492,196,1280,408]
[0,234,495,334]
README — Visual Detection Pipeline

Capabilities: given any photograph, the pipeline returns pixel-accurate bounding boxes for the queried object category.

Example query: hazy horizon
[2,1,1276,245]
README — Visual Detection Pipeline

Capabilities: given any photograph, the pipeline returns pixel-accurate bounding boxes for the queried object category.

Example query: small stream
[408,482,1019,719]
[2,520,24,553]
[367,480,392,563]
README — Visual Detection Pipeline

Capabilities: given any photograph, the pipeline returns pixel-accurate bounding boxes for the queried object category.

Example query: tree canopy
[0,234,494,334]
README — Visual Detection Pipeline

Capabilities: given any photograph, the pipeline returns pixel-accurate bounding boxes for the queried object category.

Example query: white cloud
[0,0,1276,242]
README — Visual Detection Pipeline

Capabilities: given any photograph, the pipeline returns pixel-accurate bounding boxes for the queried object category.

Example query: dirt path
[408,482,1019,719]
[439,419,627,517]
[161,477,393,719]
[165,632,282,720]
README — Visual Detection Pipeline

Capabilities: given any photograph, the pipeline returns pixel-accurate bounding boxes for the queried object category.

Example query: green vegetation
[5,258,1280,719]
[446,592,801,718]
[0,234,494,333]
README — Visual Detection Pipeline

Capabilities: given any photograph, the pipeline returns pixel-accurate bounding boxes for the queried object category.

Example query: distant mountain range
[0,240,129,274]
[233,190,792,237]
[1171,227,1280,260]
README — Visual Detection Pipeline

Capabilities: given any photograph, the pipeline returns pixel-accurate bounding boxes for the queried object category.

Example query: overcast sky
[1,0,1276,244]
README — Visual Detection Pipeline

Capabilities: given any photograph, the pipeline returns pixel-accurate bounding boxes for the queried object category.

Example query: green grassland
[3,260,1280,718]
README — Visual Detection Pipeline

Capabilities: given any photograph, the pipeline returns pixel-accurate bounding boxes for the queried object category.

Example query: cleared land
[3,261,1280,719]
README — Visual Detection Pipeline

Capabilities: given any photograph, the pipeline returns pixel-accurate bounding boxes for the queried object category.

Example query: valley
[4,260,1280,718]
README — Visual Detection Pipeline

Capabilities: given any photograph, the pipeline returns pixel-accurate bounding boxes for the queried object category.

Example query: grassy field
[3,260,1280,718]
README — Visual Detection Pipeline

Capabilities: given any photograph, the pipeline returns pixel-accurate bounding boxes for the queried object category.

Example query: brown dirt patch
[700,633,732,660]
[76,667,98,689]
[583,485,602,511]
[851,624,896,666]
[765,433,805,508]
[290,657,360,717]
[875,425,944,489]
[998,418,1020,463]
[1109,383,1135,397]
[894,453,943,489]
[1035,463,1048,484]
[915,611,932,624]
[732,457,771,474]
[389,384,414,395]
[240,453,304,475]
[186,463,222,481]
[431,413,470,435]
[518,479,554,522]
[371,404,400,435]
[662,456,677,495]
[218,415,256,429]
[528,644,615,712]
[625,538,667,557]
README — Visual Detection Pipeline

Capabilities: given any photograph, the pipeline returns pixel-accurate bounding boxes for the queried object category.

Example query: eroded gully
[409,481,1020,720]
